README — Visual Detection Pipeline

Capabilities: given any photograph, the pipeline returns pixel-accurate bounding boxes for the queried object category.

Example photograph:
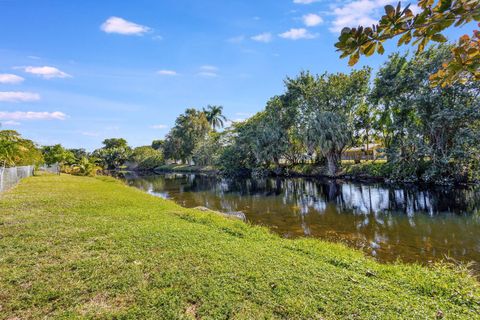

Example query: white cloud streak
[0,92,40,102]
[2,120,21,126]
[22,66,71,79]
[0,111,67,121]
[197,65,219,77]
[101,16,150,35]
[279,28,318,40]
[251,32,273,43]
[157,70,178,76]
[303,13,323,26]
[0,74,24,84]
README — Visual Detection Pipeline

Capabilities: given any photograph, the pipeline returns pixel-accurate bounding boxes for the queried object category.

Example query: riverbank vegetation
[1,174,479,319]
[158,45,480,184]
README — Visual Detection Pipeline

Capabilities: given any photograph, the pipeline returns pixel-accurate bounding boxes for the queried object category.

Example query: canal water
[124,173,480,269]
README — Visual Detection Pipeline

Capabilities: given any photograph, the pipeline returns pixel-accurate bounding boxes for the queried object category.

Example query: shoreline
[143,164,477,188]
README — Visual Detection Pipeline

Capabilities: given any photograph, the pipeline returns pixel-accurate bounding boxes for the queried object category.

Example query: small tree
[93,138,132,170]
[42,144,75,168]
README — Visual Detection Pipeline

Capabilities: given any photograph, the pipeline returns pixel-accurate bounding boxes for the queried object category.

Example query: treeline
[0,133,164,176]
[1,45,479,184]
[158,45,480,183]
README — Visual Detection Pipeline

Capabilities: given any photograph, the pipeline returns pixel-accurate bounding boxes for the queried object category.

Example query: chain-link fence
[0,165,35,192]
[0,163,60,193]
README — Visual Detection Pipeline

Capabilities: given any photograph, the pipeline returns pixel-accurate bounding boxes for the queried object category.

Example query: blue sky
[0,0,472,150]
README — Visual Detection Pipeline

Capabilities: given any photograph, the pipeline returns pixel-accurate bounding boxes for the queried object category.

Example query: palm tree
[203,105,227,131]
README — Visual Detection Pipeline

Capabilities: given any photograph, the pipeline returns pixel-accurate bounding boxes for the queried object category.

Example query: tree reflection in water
[123,173,480,268]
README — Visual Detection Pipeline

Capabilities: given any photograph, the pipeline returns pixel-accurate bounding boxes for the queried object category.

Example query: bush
[130,146,164,171]
[137,154,164,171]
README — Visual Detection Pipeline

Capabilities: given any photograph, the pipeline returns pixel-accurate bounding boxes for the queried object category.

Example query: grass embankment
[1,175,479,319]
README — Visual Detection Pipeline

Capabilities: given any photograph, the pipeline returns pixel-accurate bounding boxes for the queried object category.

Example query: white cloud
[251,32,273,43]
[197,65,219,77]
[2,120,21,126]
[0,91,40,102]
[151,124,168,129]
[0,74,24,84]
[294,0,321,3]
[101,16,150,35]
[330,0,393,33]
[279,28,318,40]
[0,111,67,121]
[22,66,71,79]
[157,70,178,76]
[303,13,323,26]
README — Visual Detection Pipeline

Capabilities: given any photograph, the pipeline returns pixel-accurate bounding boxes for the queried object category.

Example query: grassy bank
[1,175,479,319]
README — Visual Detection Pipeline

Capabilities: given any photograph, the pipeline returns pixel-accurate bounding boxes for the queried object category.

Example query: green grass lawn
[1,174,479,319]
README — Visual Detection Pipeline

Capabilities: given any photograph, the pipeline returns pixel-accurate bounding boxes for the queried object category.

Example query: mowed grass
[0,175,479,319]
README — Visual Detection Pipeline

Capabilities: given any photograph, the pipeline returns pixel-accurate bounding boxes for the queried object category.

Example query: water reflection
[123,173,480,268]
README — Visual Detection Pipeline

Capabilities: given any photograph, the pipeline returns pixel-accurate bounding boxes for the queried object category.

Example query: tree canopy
[335,0,480,86]
[0,130,43,167]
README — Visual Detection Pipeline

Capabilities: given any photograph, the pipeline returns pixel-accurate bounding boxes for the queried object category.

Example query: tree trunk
[326,152,340,176]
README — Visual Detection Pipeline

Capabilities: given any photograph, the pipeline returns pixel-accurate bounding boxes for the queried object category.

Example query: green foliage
[335,0,480,86]
[372,45,480,183]
[286,69,371,175]
[70,156,101,176]
[343,161,393,179]
[192,132,223,166]
[202,105,227,130]
[151,139,164,150]
[102,138,128,149]
[0,130,43,167]
[1,174,479,318]
[68,148,88,160]
[163,108,211,163]
[42,144,75,167]
[93,138,132,170]
[130,146,164,171]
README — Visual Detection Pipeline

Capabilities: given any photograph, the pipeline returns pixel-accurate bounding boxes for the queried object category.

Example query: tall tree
[203,105,227,130]
[372,45,480,182]
[164,109,211,163]
[286,69,371,175]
